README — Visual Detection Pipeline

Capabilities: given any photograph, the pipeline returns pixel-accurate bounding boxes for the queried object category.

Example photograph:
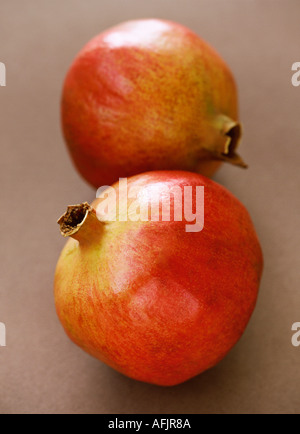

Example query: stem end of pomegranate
[206,115,248,169]
[57,202,93,238]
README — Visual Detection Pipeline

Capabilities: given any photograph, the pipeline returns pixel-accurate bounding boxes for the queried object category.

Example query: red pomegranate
[61,19,246,188]
[54,171,263,386]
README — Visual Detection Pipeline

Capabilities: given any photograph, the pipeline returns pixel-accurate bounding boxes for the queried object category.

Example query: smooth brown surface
[0,0,299,414]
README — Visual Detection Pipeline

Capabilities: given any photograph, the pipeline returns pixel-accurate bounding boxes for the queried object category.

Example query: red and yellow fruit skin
[54,172,263,386]
[62,19,240,188]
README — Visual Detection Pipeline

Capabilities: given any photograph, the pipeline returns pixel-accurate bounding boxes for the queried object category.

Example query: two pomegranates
[55,19,263,386]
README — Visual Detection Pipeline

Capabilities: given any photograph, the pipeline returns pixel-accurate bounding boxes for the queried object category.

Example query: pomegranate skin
[61,19,244,188]
[54,171,263,386]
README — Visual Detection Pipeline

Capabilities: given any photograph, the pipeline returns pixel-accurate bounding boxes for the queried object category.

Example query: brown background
[0,0,300,414]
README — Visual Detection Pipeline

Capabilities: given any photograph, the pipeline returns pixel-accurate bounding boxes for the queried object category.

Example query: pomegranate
[61,19,246,188]
[54,171,263,386]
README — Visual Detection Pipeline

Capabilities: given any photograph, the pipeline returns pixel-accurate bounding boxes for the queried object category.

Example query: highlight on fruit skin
[61,19,247,188]
[54,171,263,386]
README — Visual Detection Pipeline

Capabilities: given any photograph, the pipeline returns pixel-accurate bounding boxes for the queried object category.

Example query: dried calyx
[58,202,92,237]
[57,202,103,244]
[207,115,247,168]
